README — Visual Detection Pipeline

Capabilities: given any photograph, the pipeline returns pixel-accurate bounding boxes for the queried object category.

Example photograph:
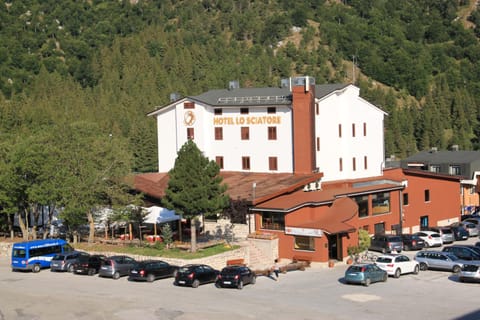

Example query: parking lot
[0,238,479,320]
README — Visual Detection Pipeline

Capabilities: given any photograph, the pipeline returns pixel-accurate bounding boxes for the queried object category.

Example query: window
[403,193,409,206]
[316,137,320,151]
[268,127,277,140]
[242,156,250,170]
[352,123,356,137]
[269,157,278,171]
[215,156,224,169]
[372,192,390,215]
[241,127,250,140]
[364,156,368,169]
[315,103,319,115]
[261,212,285,230]
[424,189,430,202]
[338,124,342,137]
[240,108,249,114]
[184,102,194,109]
[267,107,276,114]
[187,128,194,140]
[214,108,222,115]
[374,222,385,234]
[450,165,461,175]
[363,122,367,136]
[294,236,315,251]
[214,127,223,140]
[420,216,429,229]
[430,165,440,173]
[352,157,356,171]
[339,158,343,171]
[354,195,369,218]
[470,186,475,195]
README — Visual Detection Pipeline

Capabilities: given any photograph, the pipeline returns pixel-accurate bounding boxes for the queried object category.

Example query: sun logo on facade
[184,111,196,126]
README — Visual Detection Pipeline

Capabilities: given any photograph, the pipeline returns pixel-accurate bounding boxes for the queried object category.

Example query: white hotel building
[148,76,386,182]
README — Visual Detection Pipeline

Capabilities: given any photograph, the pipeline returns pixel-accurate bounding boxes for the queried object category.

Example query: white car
[459,222,479,237]
[414,231,443,247]
[375,254,420,278]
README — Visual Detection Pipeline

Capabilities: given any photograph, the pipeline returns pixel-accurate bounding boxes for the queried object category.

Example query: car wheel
[147,274,155,283]
[251,276,256,285]
[192,279,200,288]
[413,265,419,275]
[215,282,221,288]
[382,273,388,282]
[88,268,95,276]
[404,245,410,251]
[452,265,461,274]
[424,242,430,248]
[420,263,428,271]
[364,278,371,287]
[113,272,120,280]
[394,268,401,278]
[68,264,74,273]
[237,280,244,290]
[32,264,41,273]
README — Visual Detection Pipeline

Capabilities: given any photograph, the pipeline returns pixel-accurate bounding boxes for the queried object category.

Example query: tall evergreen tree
[162,140,229,253]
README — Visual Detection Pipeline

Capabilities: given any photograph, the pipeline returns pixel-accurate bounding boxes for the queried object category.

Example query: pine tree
[162,140,229,253]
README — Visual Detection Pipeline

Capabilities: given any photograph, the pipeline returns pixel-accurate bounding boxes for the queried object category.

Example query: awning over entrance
[286,197,357,235]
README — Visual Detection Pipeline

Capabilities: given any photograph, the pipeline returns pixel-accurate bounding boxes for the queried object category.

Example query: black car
[128,260,179,282]
[174,264,219,288]
[400,234,425,251]
[442,245,480,261]
[449,224,469,241]
[73,254,106,275]
[215,265,256,289]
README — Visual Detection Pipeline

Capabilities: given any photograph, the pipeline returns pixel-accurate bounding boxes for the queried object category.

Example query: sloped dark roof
[404,150,480,164]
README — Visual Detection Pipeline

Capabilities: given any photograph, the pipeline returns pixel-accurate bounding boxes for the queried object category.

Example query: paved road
[0,239,479,320]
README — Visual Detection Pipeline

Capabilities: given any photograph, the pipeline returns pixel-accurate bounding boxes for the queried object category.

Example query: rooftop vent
[170,92,181,102]
[451,145,459,151]
[430,147,438,153]
[228,80,240,90]
[280,78,290,88]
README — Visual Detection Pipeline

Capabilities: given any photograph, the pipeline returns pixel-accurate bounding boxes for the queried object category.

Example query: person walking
[272,259,280,281]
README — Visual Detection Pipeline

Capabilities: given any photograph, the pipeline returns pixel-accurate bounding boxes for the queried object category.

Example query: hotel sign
[285,227,323,237]
[213,115,281,126]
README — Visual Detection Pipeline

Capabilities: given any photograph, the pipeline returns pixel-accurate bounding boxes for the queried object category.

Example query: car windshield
[376,257,392,263]
[179,266,194,273]
[447,254,459,261]
[388,236,402,242]
[52,254,65,260]
[348,265,366,272]
[431,234,440,238]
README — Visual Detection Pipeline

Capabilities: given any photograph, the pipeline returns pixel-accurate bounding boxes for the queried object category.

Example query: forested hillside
[1,0,480,171]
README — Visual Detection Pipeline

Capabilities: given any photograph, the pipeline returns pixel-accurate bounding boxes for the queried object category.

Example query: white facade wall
[156,101,294,173]
[316,86,385,181]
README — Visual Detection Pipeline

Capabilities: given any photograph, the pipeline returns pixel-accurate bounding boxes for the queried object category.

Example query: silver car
[459,222,479,237]
[429,227,454,244]
[50,251,89,272]
[99,255,136,279]
[414,250,468,273]
[459,263,480,282]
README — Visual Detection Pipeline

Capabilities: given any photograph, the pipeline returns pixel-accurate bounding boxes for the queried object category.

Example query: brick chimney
[291,76,316,174]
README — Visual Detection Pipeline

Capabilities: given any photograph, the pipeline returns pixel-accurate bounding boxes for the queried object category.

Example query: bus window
[12,249,26,258]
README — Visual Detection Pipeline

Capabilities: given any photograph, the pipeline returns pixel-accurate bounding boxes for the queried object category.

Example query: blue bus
[11,239,74,273]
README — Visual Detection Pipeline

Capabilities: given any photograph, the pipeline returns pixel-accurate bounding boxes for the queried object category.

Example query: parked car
[414,250,467,273]
[174,264,219,288]
[458,263,480,283]
[400,234,425,251]
[72,254,106,276]
[50,251,89,272]
[448,224,469,241]
[215,265,256,289]
[458,222,479,237]
[344,263,387,286]
[442,245,480,261]
[375,254,420,278]
[462,217,480,232]
[414,231,443,248]
[128,260,179,282]
[428,227,454,244]
[99,255,137,279]
[369,234,403,253]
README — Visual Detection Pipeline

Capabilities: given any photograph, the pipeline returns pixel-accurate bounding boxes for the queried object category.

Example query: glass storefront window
[261,212,285,230]
[354,195,369,218]
[294,236,315,251]
[372,192,390,215]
